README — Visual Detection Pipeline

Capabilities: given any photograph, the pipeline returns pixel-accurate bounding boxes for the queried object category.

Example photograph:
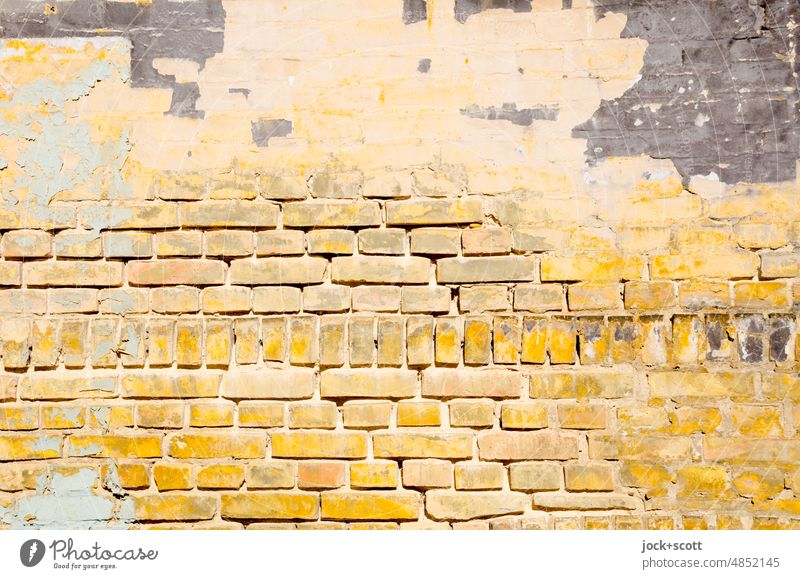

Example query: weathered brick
[322,492,419,520]
[373,433,472,459]
[321,369,417,399]
[68,435,162,458]
[422,369,524,398]
[426,491,527,520]
[134,495,217,521]
[386,199,482,225]
[168,433,266,459]
[437,256,536,283]
[478,431,578,461]
[26,262,123,287]
[221,493,318,520]
[272,432,367,459]
[229,257,326,285]
[180,201,278,228]
[128,260,225,286]
[332,256,430,284]
[220,369,314,399]
[283,201,380,228]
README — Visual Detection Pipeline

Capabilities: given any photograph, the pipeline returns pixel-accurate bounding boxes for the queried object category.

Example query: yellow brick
[168,433,265,459]
[464,318,491,365]
[68,435,161,458]
[238,402,284,428]
[557,404,606,429]
[272,432,367,459]
[397,401,441,427]
[134,495,216,521]
[321,492,420,521]
[221,492,318,520]
[189,402,235,427]
[455,463,504,490]
[40,406,83,429]
[731,405,783,437]
[435,318,461,365]
[733,281,790,309]
[115,462,150,490]
[677,466,730,498]
[564,464,614,491]
[501,403,548,430]
[288,402,338,429]
[541,254,645,282]
[567,283,621,311]
[246,462,296,489]
[521,318,547,363]
[666,407,722,435]
[121,373,220,399]
[624,281,676,310]
[493,316,520,364]
[373,433,472,459]
[350,462,398,489]
[137,402,184,429]
[342,401,391,429]
[153,463,193,491]
[448,400,495,428]
[679,280,730,309]
[0,405,38,430]
[547,318,576,364]
[197,465,245,489]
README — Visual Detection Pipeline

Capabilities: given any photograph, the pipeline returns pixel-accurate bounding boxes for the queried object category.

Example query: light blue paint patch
[83,377,116,394]
[99,290,136,315]
[79,205,134,230]
[0,42,133,227]
[92,337,116,364]
[119,324,141,358]
[90,406,111,429]
[71,441,102,457]
[0,465,134,529]
[105,235,135,256]
[52,406,84,425]
[31,436,61,454]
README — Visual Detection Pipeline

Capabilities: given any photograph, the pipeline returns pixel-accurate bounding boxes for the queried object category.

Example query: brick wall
[0,0,799,529]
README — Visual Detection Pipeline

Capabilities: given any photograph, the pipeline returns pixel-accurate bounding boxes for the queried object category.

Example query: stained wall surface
[0,0,798,530]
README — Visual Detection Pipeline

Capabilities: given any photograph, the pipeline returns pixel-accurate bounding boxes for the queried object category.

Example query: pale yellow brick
[514,283,563,312]
[402,286,450,313]
[410,228,460,255]
[402,459,453,488]
[253,287,301,313]
[358,229,405,255]
[190,402,235,427]
[205,230,254,257]
[238,402,284,428]
[459,285,510,312]
[303,285,350,313]
[449,400,495,427]
[197,464,244,490]
[351,462,398,489]
[308,229,355,255]
[352,286,401,312]
[154,231,202,257]
[255,230,305,255]
[462,228,512,255]
[288,402,338,429]
[568,282,622,310]
[201,286,250,314]
[501,403,548,430]
[564,464,614,491]
[342,401,391,430]
[455,463,504,490]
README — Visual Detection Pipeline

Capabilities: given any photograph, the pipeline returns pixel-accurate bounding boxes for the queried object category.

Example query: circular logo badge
[20,539,46,568]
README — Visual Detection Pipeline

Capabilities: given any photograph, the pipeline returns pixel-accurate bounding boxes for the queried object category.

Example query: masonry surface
[0,0,798,530]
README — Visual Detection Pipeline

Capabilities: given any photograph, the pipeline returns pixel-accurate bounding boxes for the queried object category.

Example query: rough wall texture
[0,0,798,530]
